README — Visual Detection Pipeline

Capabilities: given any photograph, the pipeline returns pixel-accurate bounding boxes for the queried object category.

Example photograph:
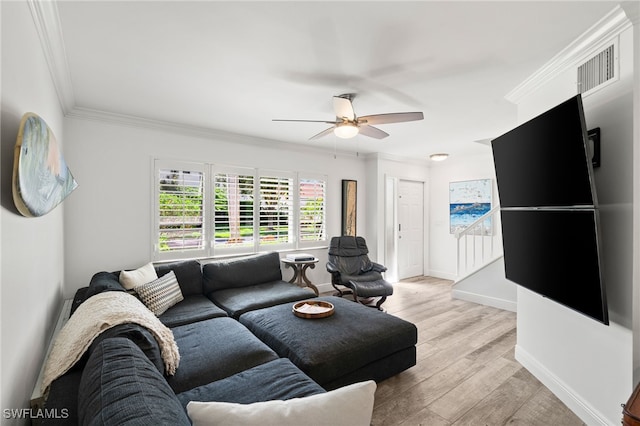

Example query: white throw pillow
[186,380,376,426]
[135,271,184,316]
[119,262,158,290]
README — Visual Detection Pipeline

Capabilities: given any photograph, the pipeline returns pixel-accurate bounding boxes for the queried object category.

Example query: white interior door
[398,180,424,279]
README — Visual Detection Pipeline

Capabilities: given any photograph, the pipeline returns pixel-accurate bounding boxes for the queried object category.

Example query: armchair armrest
[371,262,387,273]
[326,261,339,274]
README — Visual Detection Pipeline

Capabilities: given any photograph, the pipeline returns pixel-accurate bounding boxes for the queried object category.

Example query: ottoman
[239,296,417,390]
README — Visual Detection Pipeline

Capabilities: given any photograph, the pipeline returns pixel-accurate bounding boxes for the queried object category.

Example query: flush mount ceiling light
[429,153,449,161]
[333,122,359,139]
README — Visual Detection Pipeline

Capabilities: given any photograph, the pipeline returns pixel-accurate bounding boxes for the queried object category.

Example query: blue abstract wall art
[449,179,492,234]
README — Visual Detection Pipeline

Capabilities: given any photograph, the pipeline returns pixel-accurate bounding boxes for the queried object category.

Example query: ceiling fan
[273,94,424,140]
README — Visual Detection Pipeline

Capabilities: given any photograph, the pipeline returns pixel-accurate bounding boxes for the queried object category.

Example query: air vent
[577,44,615,94]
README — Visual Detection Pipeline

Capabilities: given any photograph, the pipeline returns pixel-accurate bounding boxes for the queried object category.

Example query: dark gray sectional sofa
[202,252,316,319]
[42,251,417,425]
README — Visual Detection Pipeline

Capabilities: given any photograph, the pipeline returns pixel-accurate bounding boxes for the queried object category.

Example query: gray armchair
[326,236,393,310]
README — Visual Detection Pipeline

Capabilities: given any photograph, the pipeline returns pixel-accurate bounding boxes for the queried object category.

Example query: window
[155,161,206,260]
[154,160,326,260]
[299,176,326,244]
[259,173,293,247]
[214,168,255,251]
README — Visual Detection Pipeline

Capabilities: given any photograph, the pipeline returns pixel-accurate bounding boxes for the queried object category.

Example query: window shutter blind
[299,177,326,242]
[157,168,205,254]
[259,175,293,245]
[214,171,255,248]
[154,162,327,260]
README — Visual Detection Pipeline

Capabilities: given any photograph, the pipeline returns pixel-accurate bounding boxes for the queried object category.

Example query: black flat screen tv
[500,209,607,324]
[491,94,608,325]
[491,95,597,208]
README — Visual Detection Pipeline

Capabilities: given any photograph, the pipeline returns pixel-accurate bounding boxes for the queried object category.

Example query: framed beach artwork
[449,179,492,234]
[12,112,78,217]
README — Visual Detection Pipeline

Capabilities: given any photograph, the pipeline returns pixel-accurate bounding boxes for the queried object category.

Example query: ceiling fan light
[429,153,449,161]
[334,123,359,139]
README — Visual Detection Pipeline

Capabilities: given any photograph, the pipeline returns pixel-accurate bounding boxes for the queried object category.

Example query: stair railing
[455,206,502,278]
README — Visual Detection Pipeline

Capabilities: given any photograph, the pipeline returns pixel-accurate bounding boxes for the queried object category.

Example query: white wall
[1,1,67,419]
[62,117,368,296]
[427,150,497,280]
[631,5,640,389]
[514,24,635,425]
[451,257,517,312]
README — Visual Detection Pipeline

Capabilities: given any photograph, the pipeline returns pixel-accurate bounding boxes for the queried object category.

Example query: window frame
[297,172,327,248]
[153,159,328,261]
[257,169,296,252]
[212,165,257,256]
[153,159,208,261]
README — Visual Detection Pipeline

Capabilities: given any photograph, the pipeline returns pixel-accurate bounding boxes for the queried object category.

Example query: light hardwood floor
[367,276,585,426]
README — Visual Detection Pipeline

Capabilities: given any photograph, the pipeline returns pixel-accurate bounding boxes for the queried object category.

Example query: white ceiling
[54,1,618,160]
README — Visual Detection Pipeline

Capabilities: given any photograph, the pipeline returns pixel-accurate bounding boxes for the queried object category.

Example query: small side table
[281,257,319,296]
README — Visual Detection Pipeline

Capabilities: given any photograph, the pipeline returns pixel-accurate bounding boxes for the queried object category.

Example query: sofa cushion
[70,286,89,317]
[167,317,279,394]
[176,358,325,407]
[155,259,203,296]
[186,380,376,426]
[78,337,190,426]
[136,271,184,316]
[119,262,158,290]
[84,271,125,301]
[89,323,164,373]
[208,281,315,319]
[159,294,228,328]
[202,252,283,292]
[42,370,82,425]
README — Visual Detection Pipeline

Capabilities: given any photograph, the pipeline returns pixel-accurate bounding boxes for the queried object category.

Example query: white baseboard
[515,345,610,426]
[451,289,517,312]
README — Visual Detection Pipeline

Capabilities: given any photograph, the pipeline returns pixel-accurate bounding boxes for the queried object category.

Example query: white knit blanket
[41,291,180,394]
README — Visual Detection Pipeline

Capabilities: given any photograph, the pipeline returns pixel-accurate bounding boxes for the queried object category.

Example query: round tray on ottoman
[292,300,335,319]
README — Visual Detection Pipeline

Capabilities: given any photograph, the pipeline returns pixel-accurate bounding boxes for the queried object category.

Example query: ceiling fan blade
[309,126,336,140]
[273,119,338,124]
[333,96,355,120]
[358,112,424,125]
[358,125,389,139]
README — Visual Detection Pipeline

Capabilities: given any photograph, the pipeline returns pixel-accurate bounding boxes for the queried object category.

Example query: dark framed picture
[342,180,357,236]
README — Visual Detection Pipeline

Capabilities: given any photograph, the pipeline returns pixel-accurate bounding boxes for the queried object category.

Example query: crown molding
[27,0,75,114]
[67,105,431,166]
[621,1,640,25]
[505,5,632,104]
[66,106,364,159]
